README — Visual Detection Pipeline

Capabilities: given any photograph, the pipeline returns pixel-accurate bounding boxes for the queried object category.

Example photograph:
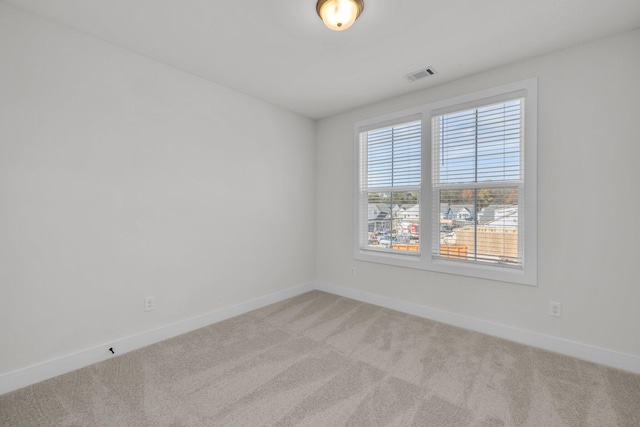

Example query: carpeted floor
[1,290,639,426]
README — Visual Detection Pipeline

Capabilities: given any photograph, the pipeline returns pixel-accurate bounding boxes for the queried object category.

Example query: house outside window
[354,79,537,285]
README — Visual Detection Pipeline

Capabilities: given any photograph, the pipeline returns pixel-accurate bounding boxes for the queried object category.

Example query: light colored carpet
[1,290,639,426]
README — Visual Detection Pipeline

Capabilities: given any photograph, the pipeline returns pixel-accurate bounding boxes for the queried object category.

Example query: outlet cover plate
[144,296,156,312]
[549,301,562,317]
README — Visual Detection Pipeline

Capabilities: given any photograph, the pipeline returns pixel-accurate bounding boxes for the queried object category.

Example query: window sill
[355,248,536,286]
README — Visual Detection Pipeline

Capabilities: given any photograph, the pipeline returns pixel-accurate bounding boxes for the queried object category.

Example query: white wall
[316,30,640,360]
[0,4,316,377]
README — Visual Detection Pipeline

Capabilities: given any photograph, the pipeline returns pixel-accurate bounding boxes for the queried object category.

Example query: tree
[461,189,474,203]
[477,188,493,209]
[368,191,418,207]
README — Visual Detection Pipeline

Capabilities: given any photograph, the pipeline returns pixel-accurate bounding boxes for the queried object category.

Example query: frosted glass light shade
[316,0,364,31]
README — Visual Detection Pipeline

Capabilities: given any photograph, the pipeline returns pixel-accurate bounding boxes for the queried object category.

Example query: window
[432,98,523,266]
[354,79,537,285]
[358,117,422,253]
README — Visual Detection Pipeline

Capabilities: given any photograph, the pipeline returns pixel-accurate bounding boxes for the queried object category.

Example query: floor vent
[404,67,436,82]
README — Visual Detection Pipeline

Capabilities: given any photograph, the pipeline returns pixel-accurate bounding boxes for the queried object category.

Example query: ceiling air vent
[404,67,436,82]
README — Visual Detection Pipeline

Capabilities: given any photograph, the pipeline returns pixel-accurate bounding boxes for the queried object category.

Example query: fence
[454,226,518,261]
[389,225,518,262]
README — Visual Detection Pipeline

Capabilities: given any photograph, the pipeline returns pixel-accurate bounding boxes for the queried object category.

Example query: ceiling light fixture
[316,0,364,31]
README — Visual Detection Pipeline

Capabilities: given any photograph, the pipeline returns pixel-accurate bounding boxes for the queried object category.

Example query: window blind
[432,99,524,266]
[365,121,421,188]
[359,119,421,252]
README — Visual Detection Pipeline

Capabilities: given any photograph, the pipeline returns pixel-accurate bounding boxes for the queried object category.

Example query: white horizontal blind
[366,121,422,188]
[432,98,524,266]
[359,120,421,252]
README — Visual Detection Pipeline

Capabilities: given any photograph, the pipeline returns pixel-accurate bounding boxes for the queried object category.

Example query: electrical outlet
[549,301,562,317]
[144,296,156,312]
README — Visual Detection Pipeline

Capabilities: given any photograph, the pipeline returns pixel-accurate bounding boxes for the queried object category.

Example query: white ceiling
[4,0,640,119]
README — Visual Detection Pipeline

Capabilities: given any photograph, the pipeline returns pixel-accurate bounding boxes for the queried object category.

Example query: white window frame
[354,79,537,286]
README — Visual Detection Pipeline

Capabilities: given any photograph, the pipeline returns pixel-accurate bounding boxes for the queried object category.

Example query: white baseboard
[4,280,638,396]
[314,281,640,375]
[0,282,314,395]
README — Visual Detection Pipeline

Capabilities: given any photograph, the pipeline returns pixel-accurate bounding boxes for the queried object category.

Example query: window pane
[434,100,522,185]
[366,121,421,188]
[436,187,520,265]
[367,191,420,253]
